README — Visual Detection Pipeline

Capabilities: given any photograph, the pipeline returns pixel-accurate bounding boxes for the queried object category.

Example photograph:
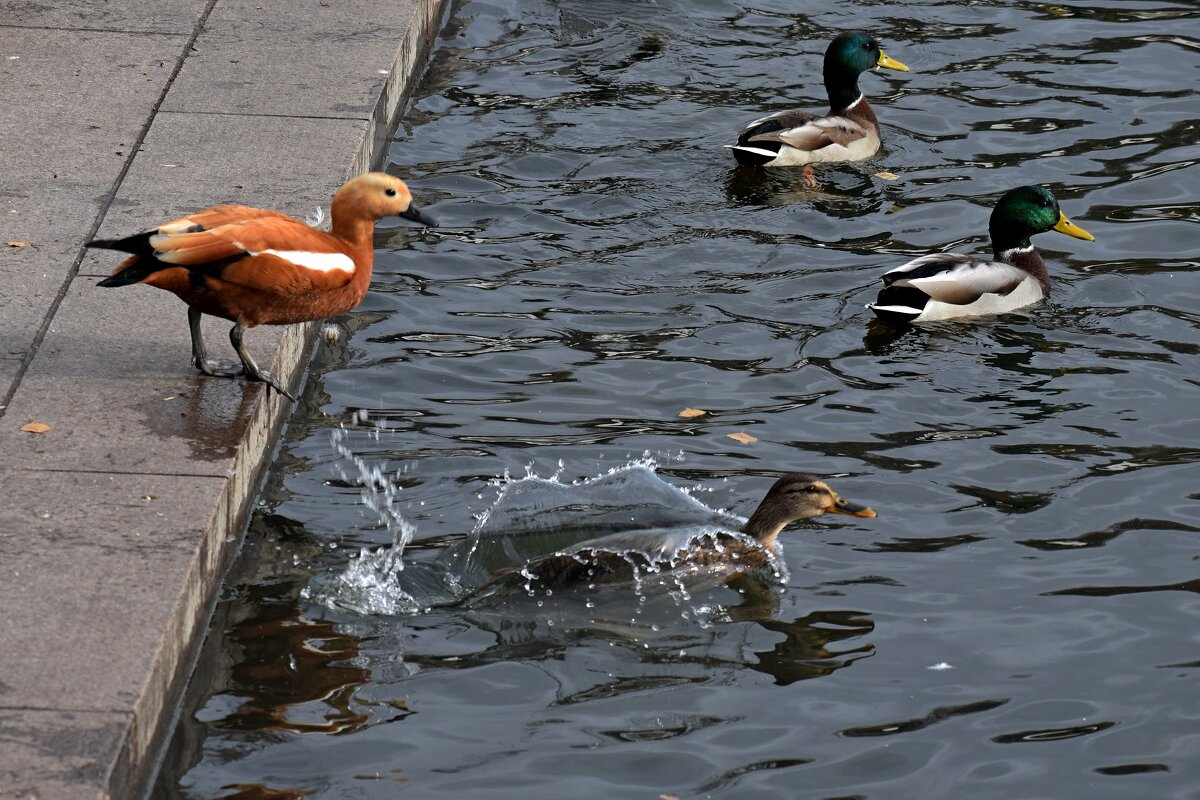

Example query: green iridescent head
[823,32,908,111]
[989,185,1094,254]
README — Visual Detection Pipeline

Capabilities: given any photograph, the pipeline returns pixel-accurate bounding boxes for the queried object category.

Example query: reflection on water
[160,0,1200,797]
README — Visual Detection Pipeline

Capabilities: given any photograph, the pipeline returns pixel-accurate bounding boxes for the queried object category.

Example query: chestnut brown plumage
[88,172,435,399]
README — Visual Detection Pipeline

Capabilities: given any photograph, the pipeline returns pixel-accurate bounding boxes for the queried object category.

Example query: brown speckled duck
[515,473,877,586]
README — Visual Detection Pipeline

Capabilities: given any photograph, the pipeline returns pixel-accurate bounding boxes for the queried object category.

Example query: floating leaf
[873,171,899,180]
[141,495,159,501]
[5,241,33,248]
[677,407,707,418]
[727,431,757,444]
[20,420,51,434]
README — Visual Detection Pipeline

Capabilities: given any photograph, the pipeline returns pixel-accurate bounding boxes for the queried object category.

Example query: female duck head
[742,473,876,547]
[988,185,1094,257]
[824,32,909,111]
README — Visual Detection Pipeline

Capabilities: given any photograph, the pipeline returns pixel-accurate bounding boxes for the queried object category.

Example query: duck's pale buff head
[333,172,436,226]
[742,473,876,546]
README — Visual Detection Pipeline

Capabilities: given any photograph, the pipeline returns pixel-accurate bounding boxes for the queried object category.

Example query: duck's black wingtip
[865,303,920,326]
[96,269,143,288]
[87,231,155,256]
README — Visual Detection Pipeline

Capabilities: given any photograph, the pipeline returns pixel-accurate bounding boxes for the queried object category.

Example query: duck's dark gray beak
[401,203,437,227]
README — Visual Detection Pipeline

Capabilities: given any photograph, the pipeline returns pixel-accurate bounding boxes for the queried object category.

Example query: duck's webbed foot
[188,309,245,377]
[229,322,297,401]
[802,164,819,189]
[194,357,246,378]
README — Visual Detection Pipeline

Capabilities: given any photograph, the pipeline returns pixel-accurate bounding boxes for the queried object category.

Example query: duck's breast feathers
[869,254,1045,322]
[149,215,358,292]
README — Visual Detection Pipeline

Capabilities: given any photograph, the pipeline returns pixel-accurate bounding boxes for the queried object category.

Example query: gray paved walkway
[0,1,445,795]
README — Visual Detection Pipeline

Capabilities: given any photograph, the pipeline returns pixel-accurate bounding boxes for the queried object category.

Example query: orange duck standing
[88,172,435,400]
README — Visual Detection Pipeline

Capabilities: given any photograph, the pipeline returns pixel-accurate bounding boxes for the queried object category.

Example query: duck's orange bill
[877,52,909,72]
[830,496,878,518]
[1054,211,1094,241]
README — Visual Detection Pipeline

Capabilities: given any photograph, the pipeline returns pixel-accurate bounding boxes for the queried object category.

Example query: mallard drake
[514,473,877,586]
[866,185,1095,324]
[88,173,435,400]
[727,31,909,186]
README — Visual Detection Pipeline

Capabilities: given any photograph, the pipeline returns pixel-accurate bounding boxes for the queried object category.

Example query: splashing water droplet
[304,425,422,615]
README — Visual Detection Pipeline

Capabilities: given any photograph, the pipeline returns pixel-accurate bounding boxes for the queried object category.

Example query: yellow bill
[1054,211,1095,241]
[877,51,909,72]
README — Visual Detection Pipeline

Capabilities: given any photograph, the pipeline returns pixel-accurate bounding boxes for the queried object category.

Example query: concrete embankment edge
[0,1,447,796]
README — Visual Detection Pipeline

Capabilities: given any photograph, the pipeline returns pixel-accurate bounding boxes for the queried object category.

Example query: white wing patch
[253,249,355,273]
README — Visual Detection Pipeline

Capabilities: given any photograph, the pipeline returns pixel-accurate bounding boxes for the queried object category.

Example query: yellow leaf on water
[660,795,681,800]
[727,431,757,444]
[20,420,51,434]
[5,241,33,247]
[873,171,899,180]
[677,407,707,418]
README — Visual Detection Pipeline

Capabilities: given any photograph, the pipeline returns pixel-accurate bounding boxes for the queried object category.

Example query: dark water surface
[158,0,1200,797]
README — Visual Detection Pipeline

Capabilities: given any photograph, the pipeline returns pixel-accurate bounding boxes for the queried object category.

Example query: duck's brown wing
[156,204,296,234]
[148,216,357,294]
[739,109,868,152]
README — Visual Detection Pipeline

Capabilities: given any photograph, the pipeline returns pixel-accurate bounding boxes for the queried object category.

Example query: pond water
[155,0,1200,797]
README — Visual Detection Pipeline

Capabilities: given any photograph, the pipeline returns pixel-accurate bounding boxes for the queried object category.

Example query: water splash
[302,411,423,615]
[440,454,744,589]
[307,451,784,616]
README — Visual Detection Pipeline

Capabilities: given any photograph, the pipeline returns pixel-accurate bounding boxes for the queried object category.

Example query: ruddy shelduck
[89,172,435,399]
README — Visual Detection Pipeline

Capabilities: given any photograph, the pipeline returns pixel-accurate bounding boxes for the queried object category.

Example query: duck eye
[385,188,397,197]
[803,485,822,494]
